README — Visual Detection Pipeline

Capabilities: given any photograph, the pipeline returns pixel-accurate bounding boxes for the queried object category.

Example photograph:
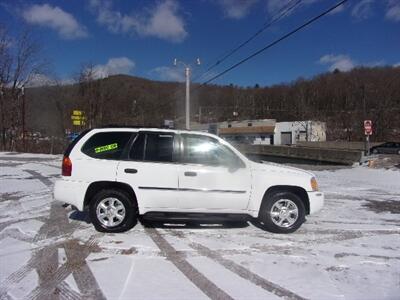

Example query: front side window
[129,132,175,163]
[81,132,133,160]
[182,134,241,167]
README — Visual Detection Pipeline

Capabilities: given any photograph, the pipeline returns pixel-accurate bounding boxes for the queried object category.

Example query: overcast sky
[1,0,399,86]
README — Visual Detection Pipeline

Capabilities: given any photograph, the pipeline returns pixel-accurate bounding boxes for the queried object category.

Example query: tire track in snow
[0,167,106,300]
[144,225,234,300]
[168,229,308,300]
[57,281,82,300]
[24,169,53,187]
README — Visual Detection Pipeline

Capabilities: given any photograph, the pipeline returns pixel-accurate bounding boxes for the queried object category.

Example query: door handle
[124,168,138,174]
[184,171,197,177]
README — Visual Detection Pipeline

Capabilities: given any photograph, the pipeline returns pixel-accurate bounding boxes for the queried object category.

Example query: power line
[161,0,305,117]
[207,0,302,72]
[193,0,303,83]
[200,0,348,86]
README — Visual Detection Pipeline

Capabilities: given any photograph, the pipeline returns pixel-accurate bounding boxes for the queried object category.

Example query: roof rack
[99,124,172,129]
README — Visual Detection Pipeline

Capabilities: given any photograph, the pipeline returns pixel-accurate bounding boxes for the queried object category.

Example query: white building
[274,121,326,145]
[218,119,276,145]
[191,119,326,145]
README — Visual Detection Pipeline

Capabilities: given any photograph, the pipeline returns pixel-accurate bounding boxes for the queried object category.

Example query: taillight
[62,156,72,176]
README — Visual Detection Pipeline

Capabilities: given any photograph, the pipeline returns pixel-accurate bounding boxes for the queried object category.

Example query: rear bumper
[307,191,324,214]
[53,179,89,211]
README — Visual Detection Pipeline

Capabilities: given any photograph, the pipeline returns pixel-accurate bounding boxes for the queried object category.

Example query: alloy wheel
[270,199,299,228]
[96,197,126,227]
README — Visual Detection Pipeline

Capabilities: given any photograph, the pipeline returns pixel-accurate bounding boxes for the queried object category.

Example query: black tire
[89,189,137,233]
[258,191,305,234]
[372,148,378,154]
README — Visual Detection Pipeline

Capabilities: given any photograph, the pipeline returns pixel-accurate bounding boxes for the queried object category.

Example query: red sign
[364,120,373,135]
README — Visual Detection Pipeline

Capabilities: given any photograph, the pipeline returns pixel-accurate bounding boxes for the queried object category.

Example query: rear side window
[129,132,175,163]
[81,132,133,160]
[129,134,145,160]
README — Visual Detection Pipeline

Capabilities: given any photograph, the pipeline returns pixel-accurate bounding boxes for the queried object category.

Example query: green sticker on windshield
[95,143,118,153]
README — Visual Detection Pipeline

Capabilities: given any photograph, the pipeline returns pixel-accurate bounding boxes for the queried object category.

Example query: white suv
[54,127,324,233]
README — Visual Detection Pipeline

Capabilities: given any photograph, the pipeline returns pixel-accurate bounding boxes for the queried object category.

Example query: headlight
[311,177,319,191]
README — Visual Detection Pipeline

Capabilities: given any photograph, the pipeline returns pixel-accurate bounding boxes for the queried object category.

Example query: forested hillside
[23,66,399,142]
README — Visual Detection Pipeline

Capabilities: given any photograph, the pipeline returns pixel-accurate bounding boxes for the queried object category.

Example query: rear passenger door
[116,131,179,209]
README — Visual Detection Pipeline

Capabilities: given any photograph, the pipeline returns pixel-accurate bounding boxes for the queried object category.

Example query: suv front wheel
[89,189,137,233]
[258,191,305,233]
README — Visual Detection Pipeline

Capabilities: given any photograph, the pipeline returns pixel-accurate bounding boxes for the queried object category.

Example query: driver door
[177,134,251,211]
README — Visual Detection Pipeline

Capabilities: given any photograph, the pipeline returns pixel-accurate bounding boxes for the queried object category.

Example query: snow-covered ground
[0,152,399,300]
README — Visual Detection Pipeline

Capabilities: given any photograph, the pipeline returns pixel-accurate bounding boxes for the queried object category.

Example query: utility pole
[198,106,202,123]
[0,83,5,150]
[21,86,26,152]
[361,84,370,155]
[174,58,201,130]
[185,67,190,130]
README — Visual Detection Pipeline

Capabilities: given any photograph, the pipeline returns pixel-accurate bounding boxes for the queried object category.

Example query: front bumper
[53,179,89,211]
[307,191,324,214]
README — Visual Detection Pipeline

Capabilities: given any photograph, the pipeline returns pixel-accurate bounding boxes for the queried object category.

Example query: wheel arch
[84,181,138,211]
[261,185,310,215]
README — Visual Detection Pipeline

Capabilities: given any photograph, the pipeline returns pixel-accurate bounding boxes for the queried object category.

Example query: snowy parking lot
[0,152,399,300]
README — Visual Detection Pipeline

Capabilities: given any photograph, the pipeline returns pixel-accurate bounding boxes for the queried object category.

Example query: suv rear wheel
[89,189,137,233]
[258,191,305,233]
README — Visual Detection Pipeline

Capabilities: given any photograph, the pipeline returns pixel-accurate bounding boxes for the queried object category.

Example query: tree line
[27,66,400,145]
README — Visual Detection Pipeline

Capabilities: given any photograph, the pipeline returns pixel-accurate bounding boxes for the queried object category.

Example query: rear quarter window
[81,132,134,160]
[64,129,91,156]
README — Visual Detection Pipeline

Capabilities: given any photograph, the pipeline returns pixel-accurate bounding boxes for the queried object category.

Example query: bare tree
[0,24,47,150]
[75,63,104,128]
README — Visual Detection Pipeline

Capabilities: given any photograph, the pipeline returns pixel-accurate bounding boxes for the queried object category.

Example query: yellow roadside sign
[71,110,85,126]
[71,116,87,120]
[73,120,86,126]
[72,110,83,116]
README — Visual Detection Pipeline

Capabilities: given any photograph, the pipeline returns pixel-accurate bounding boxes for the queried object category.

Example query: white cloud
[92,57,135,79]
[386,0,400,22]
[25,74,75,87]
[351,0,374,20]
[217,0,258,19]
[150,66,185,82]
[329,3,346,15]
[394,62,400,68]
[60,78,75,86]
[318,54,388,72]
[266,0,319,16]
[22,4,88,39]
[215,0,319,20]
[142,1,187,41]
[366,60,385,67]
[89,0,187,42]
[267,0,292,15]
[26,73,56,87]
[319,54,355,72]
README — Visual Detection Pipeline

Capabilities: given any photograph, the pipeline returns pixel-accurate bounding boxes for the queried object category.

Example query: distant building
[218,119,276,145]
[274,121,326,145]
[191,119,326,145]
[163,120,174,129]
